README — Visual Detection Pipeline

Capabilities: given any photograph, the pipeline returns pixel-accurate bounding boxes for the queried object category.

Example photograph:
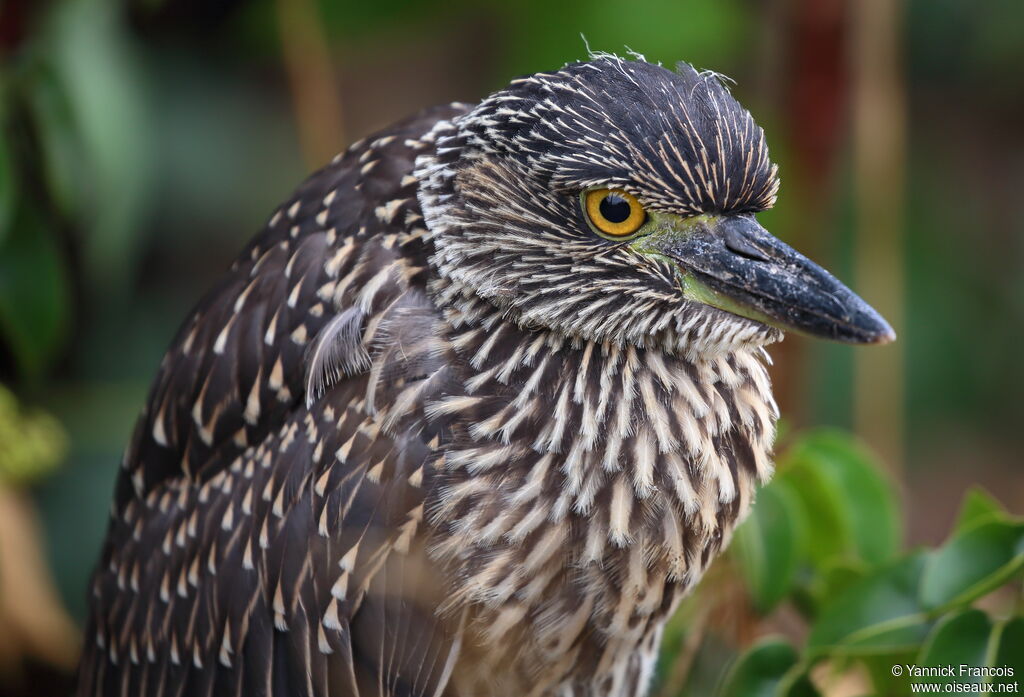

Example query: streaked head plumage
[456,57,778,215]
[417,56,892,356]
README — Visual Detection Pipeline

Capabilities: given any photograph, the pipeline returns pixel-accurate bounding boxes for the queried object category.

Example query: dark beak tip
[656,216,900,346]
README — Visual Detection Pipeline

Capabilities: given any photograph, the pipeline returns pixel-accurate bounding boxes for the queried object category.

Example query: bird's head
[416,56,894,357]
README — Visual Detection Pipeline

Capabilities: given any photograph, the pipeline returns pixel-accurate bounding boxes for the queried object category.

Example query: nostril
[723,228,771,262]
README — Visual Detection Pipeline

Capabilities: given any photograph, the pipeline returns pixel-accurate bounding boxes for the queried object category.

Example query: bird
[75,55,894,697]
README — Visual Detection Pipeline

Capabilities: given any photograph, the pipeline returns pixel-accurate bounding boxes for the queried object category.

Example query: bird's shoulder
[117,101,471,506]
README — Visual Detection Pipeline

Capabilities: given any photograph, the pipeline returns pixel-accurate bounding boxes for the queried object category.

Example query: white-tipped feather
[305,307,371,407]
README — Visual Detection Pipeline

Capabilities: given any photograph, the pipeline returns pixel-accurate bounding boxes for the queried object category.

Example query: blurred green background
[0,0,1021,694]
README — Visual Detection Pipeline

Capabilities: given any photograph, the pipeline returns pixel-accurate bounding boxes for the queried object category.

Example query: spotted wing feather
[77,103,472,697]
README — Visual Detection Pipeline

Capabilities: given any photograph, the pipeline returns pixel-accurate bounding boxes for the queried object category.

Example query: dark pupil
[599,194,632,224]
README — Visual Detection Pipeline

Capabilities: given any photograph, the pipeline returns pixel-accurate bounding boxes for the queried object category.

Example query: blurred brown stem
[0,484,80,677]
[850,0,907,471]
[275,0,345,167]
[655,600,711,697]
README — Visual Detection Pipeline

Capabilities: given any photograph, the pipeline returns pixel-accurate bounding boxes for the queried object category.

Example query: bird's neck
[424,275,778,628]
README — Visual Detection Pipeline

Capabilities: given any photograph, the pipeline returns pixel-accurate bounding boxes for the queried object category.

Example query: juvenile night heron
[76,56,893,697]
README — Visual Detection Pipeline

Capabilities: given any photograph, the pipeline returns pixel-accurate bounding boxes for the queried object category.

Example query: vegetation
[656,431,1024,696]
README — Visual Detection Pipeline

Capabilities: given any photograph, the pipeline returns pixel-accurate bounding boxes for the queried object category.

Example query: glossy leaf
[24,65,86,219]
[799,561,867,618]
[732,479,805,612]
[819,562,867,599]
[919,519,1024,610]
[776,461,848,566]
[0,204,71,379]
[989,617,1024,688]
[953,486,1006,532]
[35,0,154,292]
[917,609,991,687]
[782,430,901,566]
[808,553,930,656]
[916,611,1024,691]
[719,638,819,697]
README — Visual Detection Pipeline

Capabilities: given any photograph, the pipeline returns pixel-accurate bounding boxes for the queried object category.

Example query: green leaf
[808,553,931,656]
[917,609,991,687]
[781,429,901,566]
[919,519,1024,610]
[989,617,1024,688]
[776,460,848,566]
[732,479,805,612]
[914,611,1024,691]
[794,561,867,618]
[818,562,867,600]
[0,129,14,245]
[953,486,1007,532]
[32,0,154,293]
[718,638,819,697]
[861,652,918,696]
[0,385,68,484]
[0,203,71,379]
[23,64,87,219]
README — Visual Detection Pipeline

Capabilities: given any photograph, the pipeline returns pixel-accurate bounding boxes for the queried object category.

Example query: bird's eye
[583,188,647,238]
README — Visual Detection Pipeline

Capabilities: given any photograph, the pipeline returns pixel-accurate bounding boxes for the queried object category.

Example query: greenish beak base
[633,213,895,345]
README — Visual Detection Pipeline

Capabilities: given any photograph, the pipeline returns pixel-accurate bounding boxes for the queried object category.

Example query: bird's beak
[637,213,896,344]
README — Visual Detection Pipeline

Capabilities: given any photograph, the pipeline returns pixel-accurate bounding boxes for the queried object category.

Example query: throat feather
[426,305,777,598]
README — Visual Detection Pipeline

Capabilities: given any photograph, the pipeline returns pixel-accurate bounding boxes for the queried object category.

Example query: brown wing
[76,103,472,697]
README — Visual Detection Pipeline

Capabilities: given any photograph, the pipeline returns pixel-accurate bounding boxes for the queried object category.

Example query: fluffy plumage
[77,57,785,697]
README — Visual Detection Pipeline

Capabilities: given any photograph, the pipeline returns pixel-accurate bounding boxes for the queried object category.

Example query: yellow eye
[583,188,647,238]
